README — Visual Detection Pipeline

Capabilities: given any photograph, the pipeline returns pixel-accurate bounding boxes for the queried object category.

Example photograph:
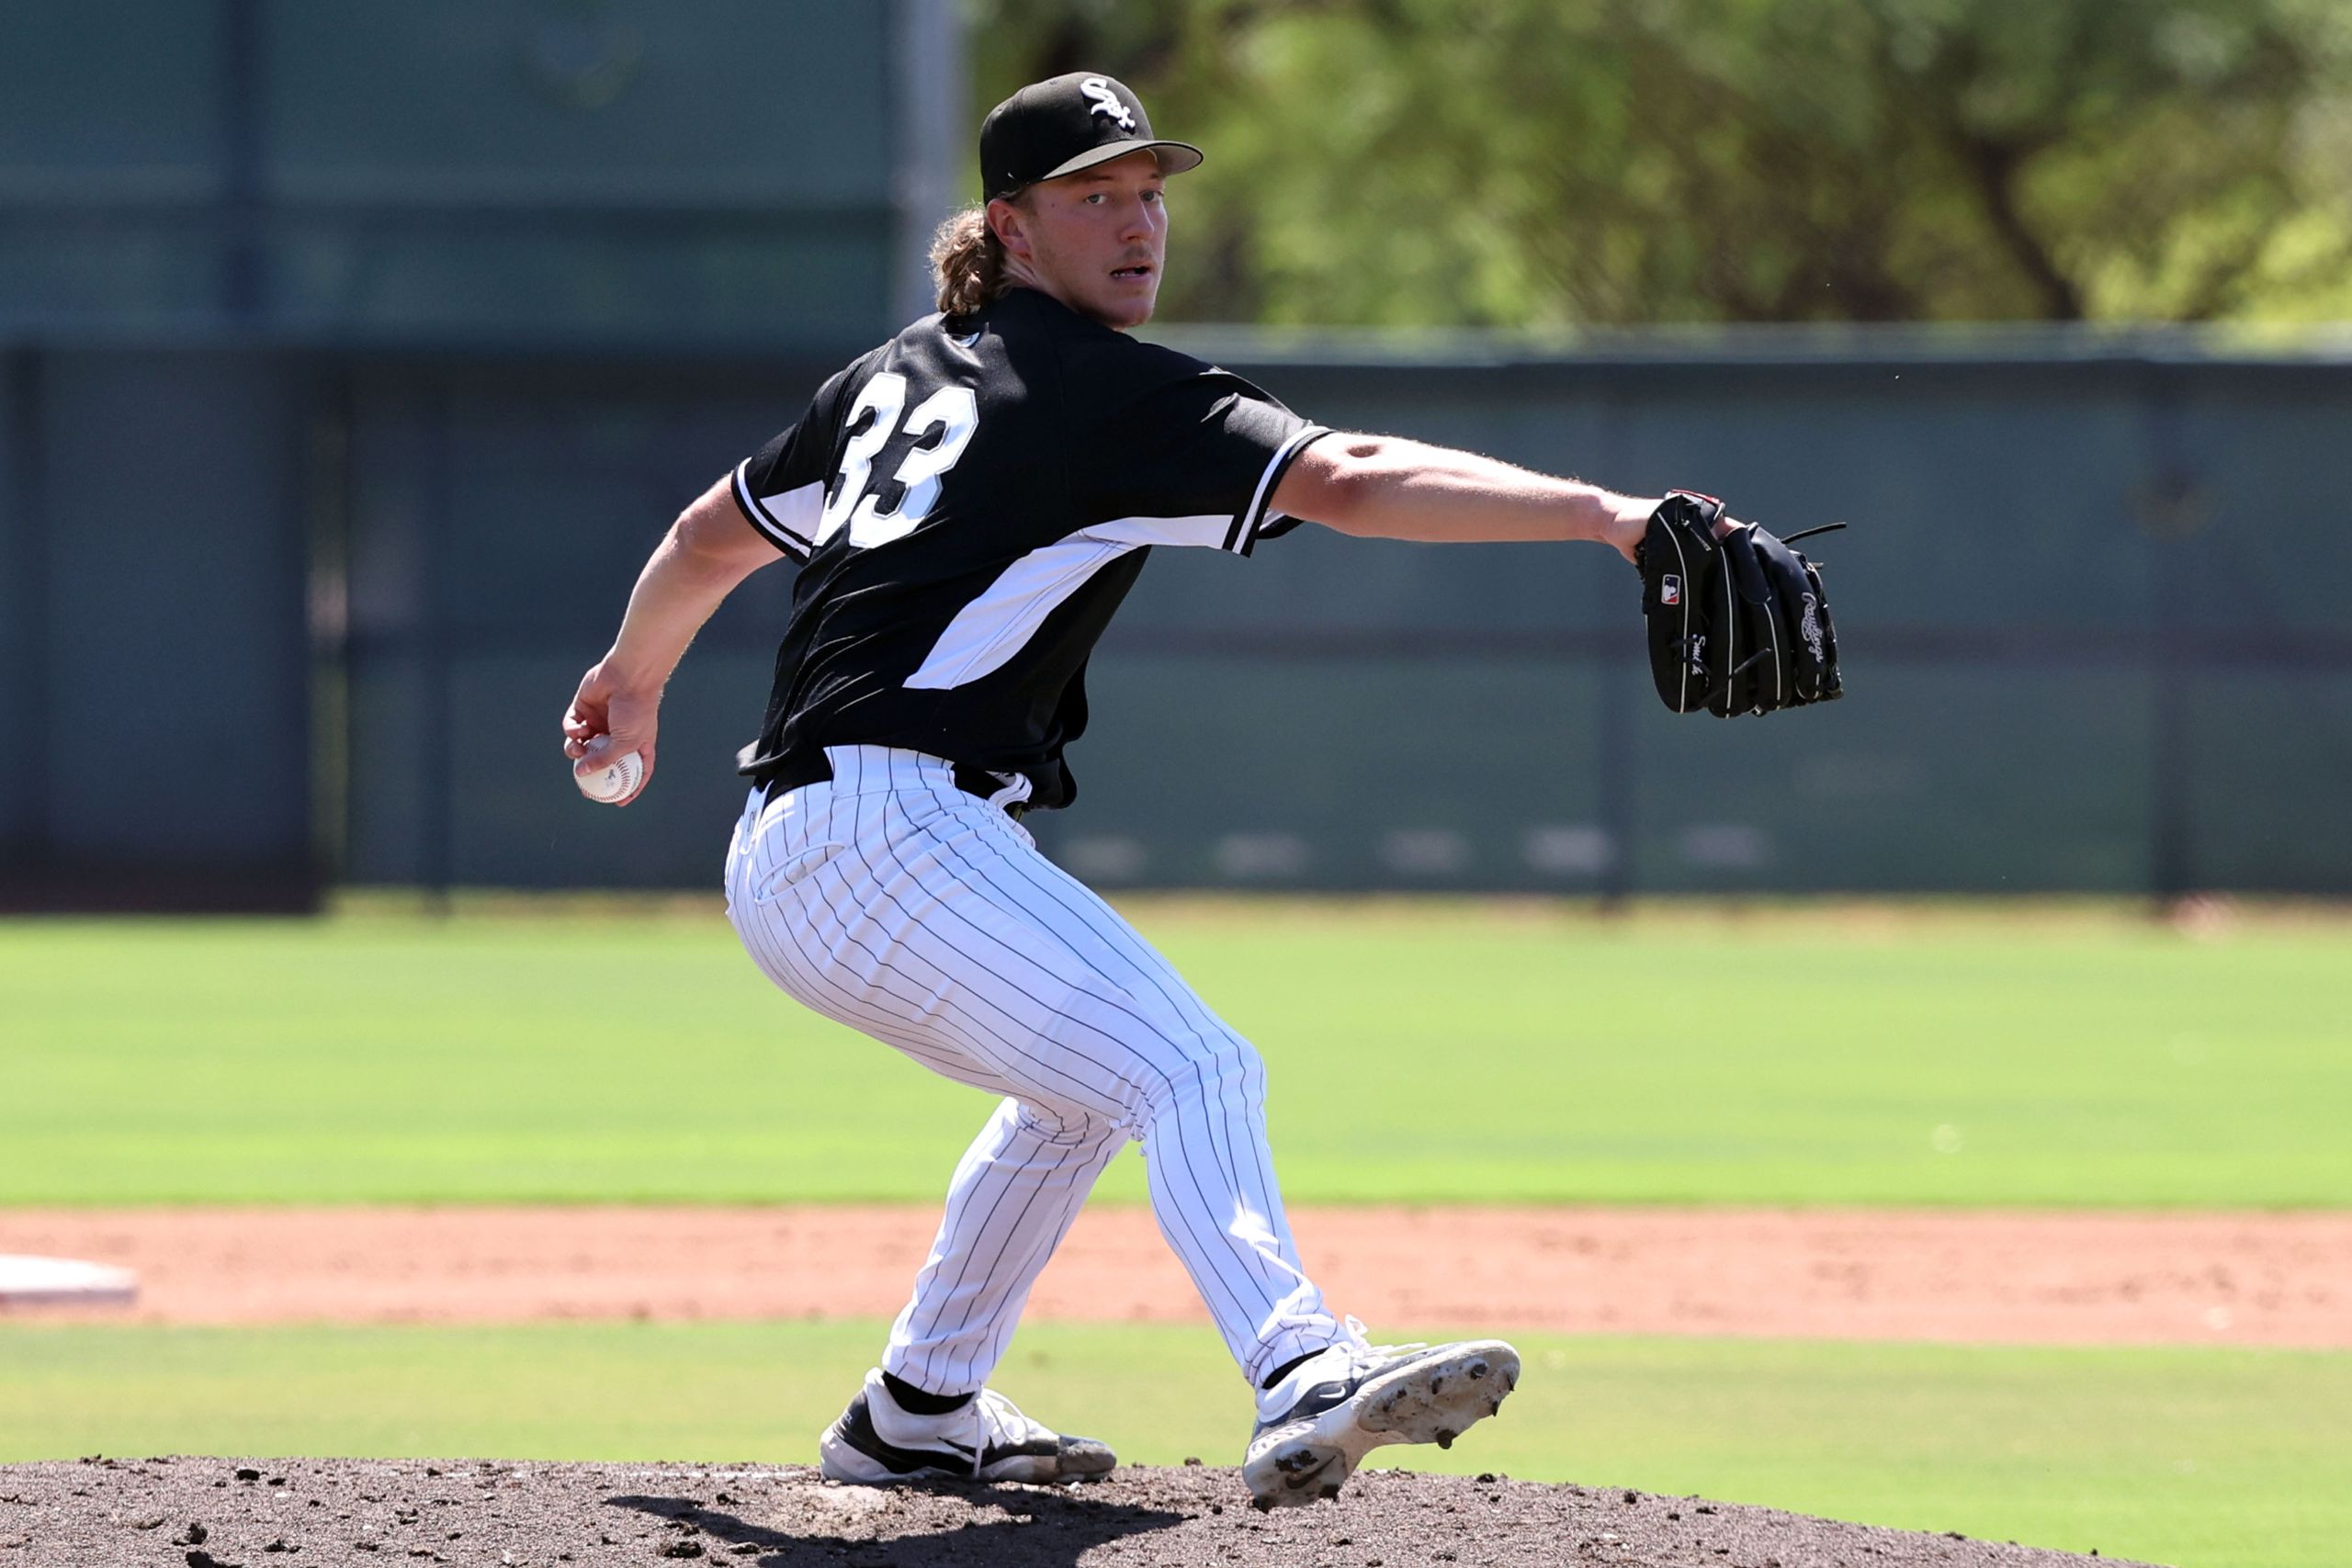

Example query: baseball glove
[1636,491,1844,716]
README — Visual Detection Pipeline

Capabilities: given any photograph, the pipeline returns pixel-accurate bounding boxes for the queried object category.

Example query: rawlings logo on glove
[1635,491,1845,717]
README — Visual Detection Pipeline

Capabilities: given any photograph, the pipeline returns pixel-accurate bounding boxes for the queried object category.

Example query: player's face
[1002,152,1168,329]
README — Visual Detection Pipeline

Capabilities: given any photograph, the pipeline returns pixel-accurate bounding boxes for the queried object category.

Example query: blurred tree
[966,0,2352,324]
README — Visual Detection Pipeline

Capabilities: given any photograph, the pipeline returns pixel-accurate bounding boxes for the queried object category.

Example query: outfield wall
[8,6,2341,904]
[16,329,2346,905]
[0,0,955,910]
[1067,331,2352,897]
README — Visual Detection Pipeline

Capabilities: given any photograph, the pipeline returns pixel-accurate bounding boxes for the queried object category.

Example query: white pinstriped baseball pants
[723,745,1348,1394]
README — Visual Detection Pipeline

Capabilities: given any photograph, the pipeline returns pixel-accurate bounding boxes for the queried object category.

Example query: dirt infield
[6,1205,2347,1346]
[0,1455,2154,1567]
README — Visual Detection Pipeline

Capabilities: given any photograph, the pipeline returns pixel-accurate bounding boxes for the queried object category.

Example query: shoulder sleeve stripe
[1227,424,1335,556]
[731,460,818,562]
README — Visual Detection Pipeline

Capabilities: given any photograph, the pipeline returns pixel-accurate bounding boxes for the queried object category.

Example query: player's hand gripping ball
[573,744,646,805]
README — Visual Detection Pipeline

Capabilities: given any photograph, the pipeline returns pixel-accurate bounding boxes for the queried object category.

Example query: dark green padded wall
[0,2,900,341]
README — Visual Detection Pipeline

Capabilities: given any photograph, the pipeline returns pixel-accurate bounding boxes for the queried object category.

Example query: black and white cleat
[819,1369,1115,1486]
[1242,1333,1521,1511]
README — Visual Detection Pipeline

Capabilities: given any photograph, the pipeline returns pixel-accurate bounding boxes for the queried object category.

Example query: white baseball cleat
[1242,1323,1521,1510]
[818,1367,1116,1486]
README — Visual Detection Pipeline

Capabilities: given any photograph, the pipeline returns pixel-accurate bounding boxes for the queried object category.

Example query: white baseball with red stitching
[574,748,644,804]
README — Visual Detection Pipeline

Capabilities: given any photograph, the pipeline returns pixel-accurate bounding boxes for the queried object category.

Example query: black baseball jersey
[729,286,1331,810]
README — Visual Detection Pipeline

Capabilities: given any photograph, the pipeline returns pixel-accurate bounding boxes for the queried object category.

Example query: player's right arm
[560,475,780,801]
[1271,434,1657,563]
[564,363,854,803]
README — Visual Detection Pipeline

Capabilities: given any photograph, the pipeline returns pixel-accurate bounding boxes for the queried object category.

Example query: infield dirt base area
[6,1205,2346,1347]
[0,1455,2156,1568]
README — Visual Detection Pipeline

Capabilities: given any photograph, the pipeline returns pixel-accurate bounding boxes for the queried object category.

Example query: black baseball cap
[978,72,1204,201]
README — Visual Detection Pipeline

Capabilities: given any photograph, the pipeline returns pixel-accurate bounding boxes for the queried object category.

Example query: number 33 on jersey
[818,373,981,550]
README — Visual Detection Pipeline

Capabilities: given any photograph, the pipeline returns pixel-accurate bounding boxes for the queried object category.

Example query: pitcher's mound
[1,1456,2153,1566]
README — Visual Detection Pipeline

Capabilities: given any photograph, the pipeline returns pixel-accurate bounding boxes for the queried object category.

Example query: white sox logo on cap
[1080,77,1136,130]
[978,71,1204,199]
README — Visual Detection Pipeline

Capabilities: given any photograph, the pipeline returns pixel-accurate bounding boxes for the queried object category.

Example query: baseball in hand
[574,746,645,804]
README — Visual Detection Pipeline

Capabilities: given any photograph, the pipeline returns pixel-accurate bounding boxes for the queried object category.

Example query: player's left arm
[1272,434,1656,564]
[560,474,782,798]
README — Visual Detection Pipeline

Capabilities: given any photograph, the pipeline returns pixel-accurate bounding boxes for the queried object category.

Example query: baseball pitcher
[564,72,1675,1510]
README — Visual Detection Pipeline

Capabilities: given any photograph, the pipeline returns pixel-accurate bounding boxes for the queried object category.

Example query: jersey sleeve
[1069,365,1332,557]
[729,367,854,562]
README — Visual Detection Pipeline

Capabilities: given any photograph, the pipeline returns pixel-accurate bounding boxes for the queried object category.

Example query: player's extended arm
[560,474,782,802]
[1271,434,1655,564]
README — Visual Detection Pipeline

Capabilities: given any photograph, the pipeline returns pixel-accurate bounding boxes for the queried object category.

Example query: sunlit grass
[4,900,2346,1206]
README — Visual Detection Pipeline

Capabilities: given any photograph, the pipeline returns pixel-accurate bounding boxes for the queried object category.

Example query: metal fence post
[2137,364,2205,909]
[217,0,268,325]
[418,383,455,915]
[3,349,51,897]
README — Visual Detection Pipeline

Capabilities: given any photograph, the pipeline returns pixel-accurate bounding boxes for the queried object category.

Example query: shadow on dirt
[605,1486,1186,1566]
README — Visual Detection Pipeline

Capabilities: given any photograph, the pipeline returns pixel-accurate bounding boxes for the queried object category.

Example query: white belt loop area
[811,744,1035,819]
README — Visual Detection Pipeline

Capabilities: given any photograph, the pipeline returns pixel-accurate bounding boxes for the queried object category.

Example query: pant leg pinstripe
[883,1097,1122,1393]
[724,746,1348,1393]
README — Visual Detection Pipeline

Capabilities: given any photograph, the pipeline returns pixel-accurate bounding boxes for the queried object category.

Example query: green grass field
[2,902,2346,1206]
[5,902,2347,1568]
[3,1320,2345,1568]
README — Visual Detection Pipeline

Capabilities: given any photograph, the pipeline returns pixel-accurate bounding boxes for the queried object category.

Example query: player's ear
[986,195,1034,262]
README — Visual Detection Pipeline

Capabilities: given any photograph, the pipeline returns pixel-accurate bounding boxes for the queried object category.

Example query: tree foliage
[967,0,2352,324]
